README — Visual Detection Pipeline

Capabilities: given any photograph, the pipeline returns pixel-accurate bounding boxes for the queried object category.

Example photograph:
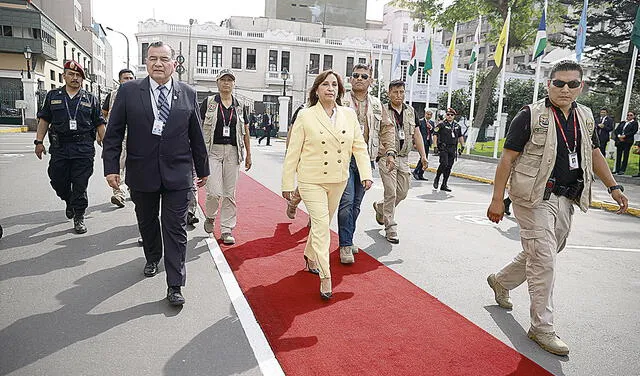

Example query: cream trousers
[205,144,240,233]
[376,155,410,234]
[495,194,573,333]
[298,180,347,279]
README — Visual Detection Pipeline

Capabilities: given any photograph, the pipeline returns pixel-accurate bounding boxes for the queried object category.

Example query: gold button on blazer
[282,103,373,192]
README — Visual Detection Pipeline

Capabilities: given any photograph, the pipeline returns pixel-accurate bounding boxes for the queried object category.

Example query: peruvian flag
[408,39,417,76]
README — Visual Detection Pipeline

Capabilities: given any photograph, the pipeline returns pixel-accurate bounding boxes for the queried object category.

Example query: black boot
[440,171,452,192]
[503,198,512,215]
[433,175,440,190]
[65,201,74,219]
[74,215,87,234]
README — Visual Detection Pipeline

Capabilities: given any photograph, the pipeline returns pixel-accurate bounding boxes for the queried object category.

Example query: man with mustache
[34,60,106,234]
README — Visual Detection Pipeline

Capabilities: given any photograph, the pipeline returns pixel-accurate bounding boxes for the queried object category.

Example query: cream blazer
[282,102,373,192]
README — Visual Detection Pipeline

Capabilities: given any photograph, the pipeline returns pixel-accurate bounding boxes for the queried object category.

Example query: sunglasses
[352,73,369,80]
[446,113,455,116]
[551,79,581,89]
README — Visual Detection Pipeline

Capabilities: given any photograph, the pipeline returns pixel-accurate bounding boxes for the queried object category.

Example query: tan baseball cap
[216,68,235,81]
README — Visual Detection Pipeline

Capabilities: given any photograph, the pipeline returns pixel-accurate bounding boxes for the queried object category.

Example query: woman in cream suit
[282,70,373,300]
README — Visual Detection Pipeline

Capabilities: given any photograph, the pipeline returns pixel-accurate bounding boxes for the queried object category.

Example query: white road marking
[565,245,640,254]
[203,205,284,376]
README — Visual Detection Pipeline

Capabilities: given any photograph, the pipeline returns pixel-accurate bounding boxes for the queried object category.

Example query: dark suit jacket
[595,115,614,143]
[103,77,209,192]
[613,120,638,146]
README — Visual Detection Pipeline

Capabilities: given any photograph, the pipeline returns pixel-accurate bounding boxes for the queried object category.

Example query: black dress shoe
[167,286,185,306]
[73,216,87,234]
[65,203,74,219]
[187,212,199,225]
[440,185,452,192]
[433,179,439,190]
[143,261,158,277]
[137,238,144,246]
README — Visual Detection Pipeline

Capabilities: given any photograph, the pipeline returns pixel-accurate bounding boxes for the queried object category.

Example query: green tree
[369,80,390,104]
[503,79,548,126]
[557,0,639,121]
[393,0,566,130]
[437,88,469,117]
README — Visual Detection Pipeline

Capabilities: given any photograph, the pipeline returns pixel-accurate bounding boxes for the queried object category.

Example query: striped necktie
[157,85,170,123]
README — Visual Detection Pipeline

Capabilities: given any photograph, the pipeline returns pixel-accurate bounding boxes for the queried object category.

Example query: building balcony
[193,66,222,81]
[265,71,294,86]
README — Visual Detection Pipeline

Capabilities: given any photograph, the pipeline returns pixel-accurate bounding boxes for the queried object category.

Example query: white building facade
[135,17,393,114]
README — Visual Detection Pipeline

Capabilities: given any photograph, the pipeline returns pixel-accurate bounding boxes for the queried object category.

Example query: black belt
[552,181,584,200]
[58,133,94,143]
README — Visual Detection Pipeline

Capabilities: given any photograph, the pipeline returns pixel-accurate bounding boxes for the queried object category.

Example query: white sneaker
[528,328,569,356]
[340,246,355,264]
[221,232,235,245]
[351,245,359,254]
[487,273,513,309]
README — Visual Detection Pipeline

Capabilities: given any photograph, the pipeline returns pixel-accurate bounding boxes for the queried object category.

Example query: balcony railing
[193,66,222,80]
[265,71,294,85]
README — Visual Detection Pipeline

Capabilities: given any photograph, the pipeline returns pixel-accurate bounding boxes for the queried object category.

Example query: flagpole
[494,8,511,159]
[466,16,481,155]
[378,46,383,101]
[447,22,458,109]
[533,0,547,102]
[622,45,638,119]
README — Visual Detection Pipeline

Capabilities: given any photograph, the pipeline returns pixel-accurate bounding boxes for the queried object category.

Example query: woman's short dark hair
[308,70,345,106]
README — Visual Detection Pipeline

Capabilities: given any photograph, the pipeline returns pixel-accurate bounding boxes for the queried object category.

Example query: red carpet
[198,174,552,376]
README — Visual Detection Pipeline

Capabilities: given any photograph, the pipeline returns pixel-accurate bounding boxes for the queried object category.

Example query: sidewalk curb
[413,165,640,218]
[0,127,28,133]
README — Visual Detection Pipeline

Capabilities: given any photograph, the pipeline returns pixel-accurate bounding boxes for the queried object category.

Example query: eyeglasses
[446,113,455,116]
[352,73,369,80]
[551,79,581,89]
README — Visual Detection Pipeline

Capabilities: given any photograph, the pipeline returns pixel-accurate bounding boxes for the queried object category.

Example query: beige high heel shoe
[320,277,332,300]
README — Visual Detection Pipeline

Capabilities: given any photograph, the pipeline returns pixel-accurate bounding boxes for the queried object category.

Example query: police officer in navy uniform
[432,107,465,192]
[34,60,106,233]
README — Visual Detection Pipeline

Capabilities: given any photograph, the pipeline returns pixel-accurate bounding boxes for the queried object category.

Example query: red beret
[446,107,457,115]
[64,60,86,79]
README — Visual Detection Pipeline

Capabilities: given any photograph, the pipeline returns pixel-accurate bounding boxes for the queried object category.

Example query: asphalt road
[1,132,638,376]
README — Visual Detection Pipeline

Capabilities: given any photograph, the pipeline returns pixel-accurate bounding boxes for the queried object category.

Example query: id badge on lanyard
[220,105,234,138]
[69,119,77,130]
[398,128,405,141]
[552,108,579,170]
[152,120,164,136]
[64,93,83,131]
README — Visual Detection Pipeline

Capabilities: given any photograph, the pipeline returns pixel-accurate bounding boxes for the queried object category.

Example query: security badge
[69,119,77,130]
[534,114,550,134]
[569,152,579,170]
[223,125,231,137]
[152,119,164,136]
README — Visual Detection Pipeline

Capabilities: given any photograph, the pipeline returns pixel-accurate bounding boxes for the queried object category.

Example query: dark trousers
[615,143,632,173]
[337,157,365,247]
[413,146,430,177]
[259,130,271,145]
[435,145,456,186]
[48,156,94,216]
[131,188,190,287]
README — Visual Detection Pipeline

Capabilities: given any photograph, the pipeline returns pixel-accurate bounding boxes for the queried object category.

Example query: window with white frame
[196,45,207,67]
[212,46,222,67]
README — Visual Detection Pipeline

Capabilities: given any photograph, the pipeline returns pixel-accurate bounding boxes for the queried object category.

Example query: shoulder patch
[51,99,62,105]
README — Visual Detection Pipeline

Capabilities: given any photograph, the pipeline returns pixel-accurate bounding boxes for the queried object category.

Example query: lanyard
[353,96,368,116]
[219,104,235,127]
[551,107,577,153]
[63,91,85,121]
[151,84,173,110]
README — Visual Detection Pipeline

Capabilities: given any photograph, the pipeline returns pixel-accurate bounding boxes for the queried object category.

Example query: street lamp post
[23,46,32,79]
[106,26,130,69]
[187,19,195,84]
[281,68,289,97]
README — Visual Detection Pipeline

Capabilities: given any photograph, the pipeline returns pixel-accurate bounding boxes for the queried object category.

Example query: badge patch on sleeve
[51,100,62,105]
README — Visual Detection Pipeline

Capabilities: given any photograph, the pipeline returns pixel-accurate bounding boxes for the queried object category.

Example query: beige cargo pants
[495,194,574,333]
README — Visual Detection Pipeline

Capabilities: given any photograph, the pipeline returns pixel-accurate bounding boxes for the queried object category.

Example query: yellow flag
[494,11,511,67]
[444,27,456,74]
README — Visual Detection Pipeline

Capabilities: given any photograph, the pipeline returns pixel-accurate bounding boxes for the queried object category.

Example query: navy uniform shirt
[504,98,599,186]
[38,87,105,159]
[434,120,462,146]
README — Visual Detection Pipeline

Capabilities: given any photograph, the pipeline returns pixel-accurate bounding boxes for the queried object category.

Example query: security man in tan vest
[486,61,628,356]
[373,79,428,244]
[200,68,252,245]
[102,68,135,208]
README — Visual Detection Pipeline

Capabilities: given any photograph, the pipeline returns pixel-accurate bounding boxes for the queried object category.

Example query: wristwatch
[386,151,396,158]
[607,184,624,194]
[34,140,43,145]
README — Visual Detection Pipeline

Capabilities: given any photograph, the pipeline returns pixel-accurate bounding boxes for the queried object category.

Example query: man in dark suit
[258,112,272,145]
[613,111,639,175]
[103,41,210,306]
[595,108,614,156]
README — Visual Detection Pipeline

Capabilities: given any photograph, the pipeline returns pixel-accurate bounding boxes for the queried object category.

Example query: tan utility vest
[508,98,595,212]
[342,92,383,161]
[202,95,246,164]
[388,103,416,157]
[106,88,119,121]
